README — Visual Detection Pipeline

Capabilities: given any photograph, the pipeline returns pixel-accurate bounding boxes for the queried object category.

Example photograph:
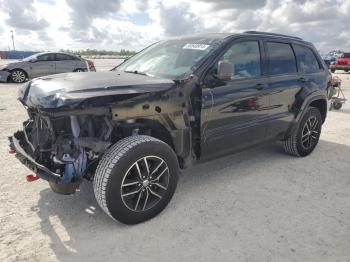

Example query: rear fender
[285,91,328,139]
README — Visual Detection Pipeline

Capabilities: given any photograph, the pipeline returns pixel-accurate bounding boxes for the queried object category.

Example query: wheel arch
[285,92,328,140]
[113,117,193,169]
[11,68,29,78]
[296,93,328,123]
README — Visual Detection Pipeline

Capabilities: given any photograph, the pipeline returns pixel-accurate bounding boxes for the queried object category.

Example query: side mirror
[29,58,37,63]
[217,61,233,81]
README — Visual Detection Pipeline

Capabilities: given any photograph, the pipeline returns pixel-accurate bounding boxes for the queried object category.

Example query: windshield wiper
[124,70,153,77]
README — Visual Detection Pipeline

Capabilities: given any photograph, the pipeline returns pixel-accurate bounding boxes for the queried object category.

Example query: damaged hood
[19,71,175,108]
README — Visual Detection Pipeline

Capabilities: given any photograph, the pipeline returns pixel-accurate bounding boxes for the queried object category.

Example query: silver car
[0,52,96,83]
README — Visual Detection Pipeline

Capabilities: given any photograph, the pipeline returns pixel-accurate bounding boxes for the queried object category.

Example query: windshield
[116,37,222,80]
[342,53,350,58]
[23,54,38,61]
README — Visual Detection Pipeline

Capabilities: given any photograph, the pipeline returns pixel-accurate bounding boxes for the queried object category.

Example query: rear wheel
[284,107,322,157]
[93,135,179,224]
[11,69,27,83]
[74,68,85,72]
[331,69,335,73]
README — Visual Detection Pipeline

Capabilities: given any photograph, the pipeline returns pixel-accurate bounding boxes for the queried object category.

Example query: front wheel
[11,69,27,83]
[93,135,179,224]
[284,107,322,157]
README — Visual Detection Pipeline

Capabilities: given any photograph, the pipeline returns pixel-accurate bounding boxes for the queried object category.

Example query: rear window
[343,53,350,58]
[293,45,321,73]
[267,42,297,75]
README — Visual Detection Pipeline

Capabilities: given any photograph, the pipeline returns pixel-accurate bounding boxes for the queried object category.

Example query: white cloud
[0,0,349,52]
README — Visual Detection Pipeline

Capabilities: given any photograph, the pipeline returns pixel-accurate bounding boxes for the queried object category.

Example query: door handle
[299,77,307,83]
[255,83,266,90]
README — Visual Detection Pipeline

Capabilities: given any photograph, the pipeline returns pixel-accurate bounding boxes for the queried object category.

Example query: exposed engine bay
[12,110,114,193]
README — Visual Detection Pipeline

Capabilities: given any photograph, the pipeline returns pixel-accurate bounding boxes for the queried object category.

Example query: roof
[172,31,304,42]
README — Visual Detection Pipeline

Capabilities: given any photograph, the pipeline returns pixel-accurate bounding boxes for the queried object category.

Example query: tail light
[87,60,95,71]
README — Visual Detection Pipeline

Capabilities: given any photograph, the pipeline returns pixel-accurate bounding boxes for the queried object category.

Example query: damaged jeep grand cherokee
[9,32,331,224]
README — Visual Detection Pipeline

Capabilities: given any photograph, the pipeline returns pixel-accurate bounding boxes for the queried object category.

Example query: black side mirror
[217,61,233,81]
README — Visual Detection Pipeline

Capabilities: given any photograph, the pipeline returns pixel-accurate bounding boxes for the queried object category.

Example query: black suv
[9,31,331,224]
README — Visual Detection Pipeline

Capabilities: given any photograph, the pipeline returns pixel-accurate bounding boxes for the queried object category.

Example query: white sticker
[183,43,210,50]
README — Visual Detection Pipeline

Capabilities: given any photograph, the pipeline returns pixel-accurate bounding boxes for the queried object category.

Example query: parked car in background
[330,52,350,73]
[0,52,96,83]
[321,54,338,67]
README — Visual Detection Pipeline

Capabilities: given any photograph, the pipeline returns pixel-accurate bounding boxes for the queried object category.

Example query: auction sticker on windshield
[183,44,210,50]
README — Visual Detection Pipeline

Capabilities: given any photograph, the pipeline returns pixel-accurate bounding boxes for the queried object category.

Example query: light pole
[10,31,15,51]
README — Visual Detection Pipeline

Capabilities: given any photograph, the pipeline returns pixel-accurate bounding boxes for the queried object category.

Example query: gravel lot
[1,63,350,261]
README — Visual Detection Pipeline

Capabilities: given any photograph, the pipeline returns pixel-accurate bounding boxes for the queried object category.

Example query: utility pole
[10,31,15,51]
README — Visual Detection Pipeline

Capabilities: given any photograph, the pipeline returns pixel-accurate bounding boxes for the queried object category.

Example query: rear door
[264,41,302,139]
[293,44,326,95]
[201,39,270,160]
[30,54,55,78]
[55,54,77,74]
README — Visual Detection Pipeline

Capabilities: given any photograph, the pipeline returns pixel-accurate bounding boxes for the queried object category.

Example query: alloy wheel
[301,116,320,150]
[11,70,26,83]
[120,156,170,212]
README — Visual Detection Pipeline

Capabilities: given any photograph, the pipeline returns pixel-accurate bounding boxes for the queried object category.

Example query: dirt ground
[1,64,350,262]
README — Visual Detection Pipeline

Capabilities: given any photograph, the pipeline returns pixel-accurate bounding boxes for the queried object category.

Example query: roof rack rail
[244,31,302,40]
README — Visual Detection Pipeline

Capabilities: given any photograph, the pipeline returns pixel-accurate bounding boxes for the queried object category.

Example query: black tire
[333,101,342,110]
[345,70,349,73]
[284,107,322,157]
[93,135,179,224]
[74,68,85,72]
[10,69,27,83]
[330,69,335,73]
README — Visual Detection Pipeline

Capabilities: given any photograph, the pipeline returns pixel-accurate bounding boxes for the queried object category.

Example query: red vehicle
[330,52,350,73]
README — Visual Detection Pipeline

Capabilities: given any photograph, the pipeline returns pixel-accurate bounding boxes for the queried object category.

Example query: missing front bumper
[9,133,82,194]
[0,70,10,82]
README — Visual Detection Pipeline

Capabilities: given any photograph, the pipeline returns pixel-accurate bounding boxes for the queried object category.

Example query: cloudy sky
[0,0,349,53]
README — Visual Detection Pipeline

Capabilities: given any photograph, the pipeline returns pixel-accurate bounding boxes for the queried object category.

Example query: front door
[30,53,55,78]
[201,40,270,160]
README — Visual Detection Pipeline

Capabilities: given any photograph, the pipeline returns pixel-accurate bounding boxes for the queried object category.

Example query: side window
[38,54,51,61]
[293,45,321,73]
[56,54,72,61]
[218,41,261,79]
[37,54,54,61]
[266,42,297,75]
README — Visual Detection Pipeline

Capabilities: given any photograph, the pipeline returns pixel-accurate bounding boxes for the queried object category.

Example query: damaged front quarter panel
[10,70,198,194]
[0,70,10,83]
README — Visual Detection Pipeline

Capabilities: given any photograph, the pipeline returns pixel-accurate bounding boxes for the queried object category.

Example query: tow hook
[8,146,16,154]
[26,174,40,182]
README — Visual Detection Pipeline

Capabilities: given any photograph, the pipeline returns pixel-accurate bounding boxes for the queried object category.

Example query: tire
[330,69,335,73]
[284,107,322,157]
[345,70,349,73]
[333,101,342,110]
[74,68,85,72]
[10,69,27,83]
[93,135,179,224]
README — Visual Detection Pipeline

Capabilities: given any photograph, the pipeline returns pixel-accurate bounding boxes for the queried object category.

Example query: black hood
[19,71,175,109]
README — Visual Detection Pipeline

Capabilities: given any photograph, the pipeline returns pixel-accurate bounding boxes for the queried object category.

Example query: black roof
[174,31,303,42]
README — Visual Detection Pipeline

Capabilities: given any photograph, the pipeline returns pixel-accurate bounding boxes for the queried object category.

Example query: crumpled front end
[9,109,112,194]
[0,70,10,83]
